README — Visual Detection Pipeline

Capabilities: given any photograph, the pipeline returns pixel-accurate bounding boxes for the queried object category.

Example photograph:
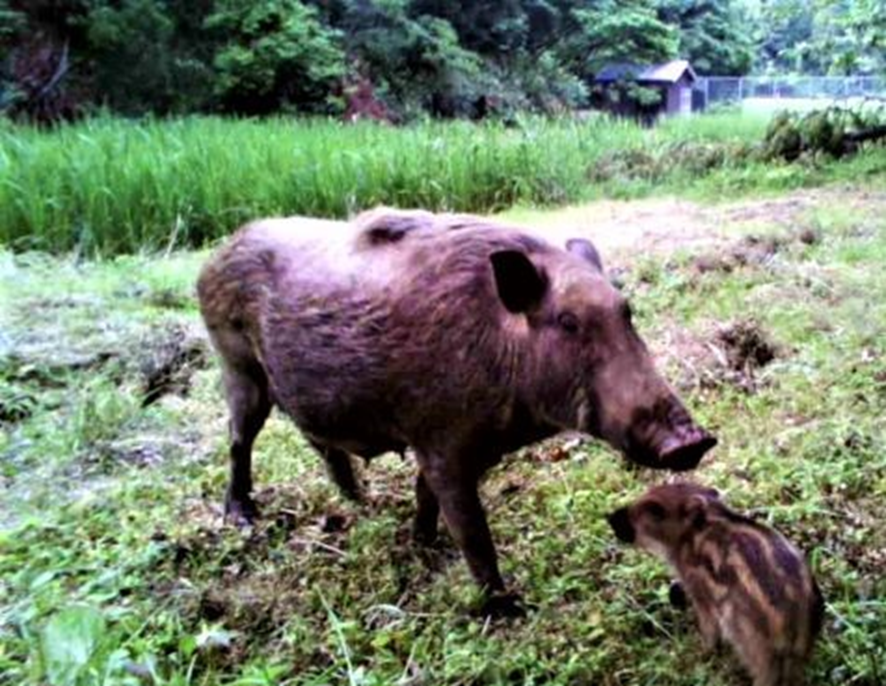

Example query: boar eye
[621,302,633,323]
[557,312,580,334]
[645,503,666,520]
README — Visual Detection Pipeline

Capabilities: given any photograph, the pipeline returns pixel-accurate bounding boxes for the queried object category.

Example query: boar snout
[607,507,635,543]
[619,399,716,471]
[657,425,717,472]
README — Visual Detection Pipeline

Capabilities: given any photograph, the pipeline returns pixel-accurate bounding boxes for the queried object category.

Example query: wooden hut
[594,60,697,121]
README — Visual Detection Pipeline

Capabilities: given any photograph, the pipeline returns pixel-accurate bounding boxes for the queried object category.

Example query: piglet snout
[607,507,635,544]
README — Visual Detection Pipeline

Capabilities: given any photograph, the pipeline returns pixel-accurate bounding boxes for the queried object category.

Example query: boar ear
[566,238,604,272]
[490,250,547,313]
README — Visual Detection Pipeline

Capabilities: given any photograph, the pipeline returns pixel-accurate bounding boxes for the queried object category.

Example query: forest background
[2,0,885,122]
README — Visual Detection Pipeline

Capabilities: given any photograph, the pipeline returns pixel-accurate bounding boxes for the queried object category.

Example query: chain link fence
[694,76,886,113]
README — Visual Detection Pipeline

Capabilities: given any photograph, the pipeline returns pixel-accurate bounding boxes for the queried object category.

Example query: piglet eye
[646,503,666,520]
[557,312,580,334]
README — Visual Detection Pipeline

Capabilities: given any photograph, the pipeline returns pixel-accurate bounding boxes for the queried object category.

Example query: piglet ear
[686,495,708,530]
[490,250,547,313]
[566,238,603,272]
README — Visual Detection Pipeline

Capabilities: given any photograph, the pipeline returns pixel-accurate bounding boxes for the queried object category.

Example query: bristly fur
[612,482,823,686]
[198,207,714,601]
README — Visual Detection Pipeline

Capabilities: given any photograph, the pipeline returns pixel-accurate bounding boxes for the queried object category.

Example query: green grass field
[5,111,886,258]
[0,112,800,255]
[1,177,884,685]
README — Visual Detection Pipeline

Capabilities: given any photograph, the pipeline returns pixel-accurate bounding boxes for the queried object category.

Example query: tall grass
[0,113,769,255]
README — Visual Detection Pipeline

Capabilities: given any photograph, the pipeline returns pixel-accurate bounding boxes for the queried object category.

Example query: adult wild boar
[197,207,716,611]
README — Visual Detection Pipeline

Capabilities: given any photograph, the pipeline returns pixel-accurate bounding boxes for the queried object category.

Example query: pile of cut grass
[0,113,775,255]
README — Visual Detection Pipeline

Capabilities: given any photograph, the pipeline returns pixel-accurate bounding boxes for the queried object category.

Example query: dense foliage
[752,0,886,75]
[0,1,882,119]
[0,1,740,119]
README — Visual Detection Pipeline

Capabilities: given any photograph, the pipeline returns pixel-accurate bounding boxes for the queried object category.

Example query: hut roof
[595,60,697,85]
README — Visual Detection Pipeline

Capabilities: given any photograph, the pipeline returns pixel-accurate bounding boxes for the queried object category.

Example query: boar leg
[223,365,271,526]
[310,441,363,501]
[413,471,440,545]
[418,453,523,617]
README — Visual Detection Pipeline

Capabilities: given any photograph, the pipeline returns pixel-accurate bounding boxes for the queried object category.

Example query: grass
[1,179,885,685]
[4,111,884,258]
[0,111,822,255]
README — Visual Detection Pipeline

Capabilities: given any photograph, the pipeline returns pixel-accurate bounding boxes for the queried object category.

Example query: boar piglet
[608,482,823,686]
[198,207,717,616]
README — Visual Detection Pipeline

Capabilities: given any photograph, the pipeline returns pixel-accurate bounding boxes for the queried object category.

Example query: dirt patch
[717,319,779,372]
[691,226,821,275]
[718,197,813,227]
[145,287,192,310]
[503,187,884,268]
[85,439,170,470]
[139,322,210,406]
[655,318,781,395]
[693,233,787,274]
[0,355,68,424]
[505,198,720,266]
[2,312,209,409]
[1,350,118,384]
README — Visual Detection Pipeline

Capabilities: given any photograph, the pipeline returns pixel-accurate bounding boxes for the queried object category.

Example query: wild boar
[608,482,823,686]
[198,207,716,613]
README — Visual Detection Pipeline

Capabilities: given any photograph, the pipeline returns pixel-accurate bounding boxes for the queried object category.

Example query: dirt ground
[502,186,886,265]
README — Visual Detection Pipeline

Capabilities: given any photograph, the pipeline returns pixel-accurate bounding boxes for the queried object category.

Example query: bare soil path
[500,186,886,265]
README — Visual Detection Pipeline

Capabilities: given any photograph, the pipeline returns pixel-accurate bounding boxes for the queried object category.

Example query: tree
[1,0,86,120]
[85,0,178,113]
[329,0,486,116]
[749,0,885,75]
[206,0,346,114]
[753,0,819,73]
[811,0,886,74]
[0,1,26,107]
[411,0,528,56]
[0,1,25,48]
[3,0,873,119]
[563,0,678,79]
[656,0,755,75]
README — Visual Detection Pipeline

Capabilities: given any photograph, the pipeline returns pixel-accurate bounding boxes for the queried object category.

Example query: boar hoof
[475,592,528,620]
[224,495,259,528]
[668,581,688,610]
